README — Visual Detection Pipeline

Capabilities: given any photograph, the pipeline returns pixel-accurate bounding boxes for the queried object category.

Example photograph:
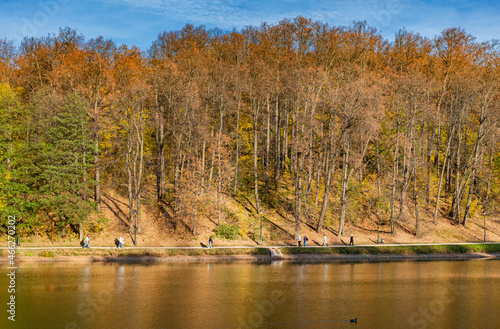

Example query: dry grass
[12,188,500,248]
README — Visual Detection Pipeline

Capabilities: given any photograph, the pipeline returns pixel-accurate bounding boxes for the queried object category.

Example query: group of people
[297,235,309,247]
[81,235,125,248]
[81,233,355,248]
[297,234,354,247]
[207,234,355,248]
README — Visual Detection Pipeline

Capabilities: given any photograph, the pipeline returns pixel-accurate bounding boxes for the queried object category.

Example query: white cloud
[3,0,497,49]
[110,0,359,28]
[113,0,411,32]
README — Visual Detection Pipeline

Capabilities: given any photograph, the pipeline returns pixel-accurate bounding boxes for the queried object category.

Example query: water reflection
[0,260,499,329]
[116,265,125,293]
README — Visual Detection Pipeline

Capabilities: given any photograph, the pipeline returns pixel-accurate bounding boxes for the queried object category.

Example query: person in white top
[118,236,124,248]
[83,234,90,248]
[322,234,328,246]
[298,235,302,247]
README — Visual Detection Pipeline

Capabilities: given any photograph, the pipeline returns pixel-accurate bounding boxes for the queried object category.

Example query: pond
[1,259,499,329]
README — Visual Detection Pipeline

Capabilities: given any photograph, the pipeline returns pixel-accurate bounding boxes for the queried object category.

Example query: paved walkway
[2,241,499,250]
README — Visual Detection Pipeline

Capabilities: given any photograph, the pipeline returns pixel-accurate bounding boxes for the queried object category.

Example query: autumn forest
[1,17,499,242]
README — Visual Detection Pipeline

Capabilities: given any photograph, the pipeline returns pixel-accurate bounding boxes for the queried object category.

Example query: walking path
[2,241,499,250]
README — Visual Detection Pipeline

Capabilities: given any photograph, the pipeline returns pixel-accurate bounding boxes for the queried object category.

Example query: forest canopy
[1,18,499,240]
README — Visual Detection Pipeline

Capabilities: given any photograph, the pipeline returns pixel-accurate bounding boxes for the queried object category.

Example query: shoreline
[5,253,500,264]
[3,243,500,263]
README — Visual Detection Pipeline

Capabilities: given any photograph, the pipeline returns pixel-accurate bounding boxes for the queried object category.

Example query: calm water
[1,259,500,329]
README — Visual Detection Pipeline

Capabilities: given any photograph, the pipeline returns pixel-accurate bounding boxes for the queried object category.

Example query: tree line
[1,17,499,240]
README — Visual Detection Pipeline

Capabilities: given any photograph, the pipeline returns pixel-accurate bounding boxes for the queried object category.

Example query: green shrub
[216,223,241,240]
[39,251,54,257]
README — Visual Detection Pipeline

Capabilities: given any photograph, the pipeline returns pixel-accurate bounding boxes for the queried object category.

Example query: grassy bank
[3,243,500,261]
[5,247,270,259]
[282,243,500,255]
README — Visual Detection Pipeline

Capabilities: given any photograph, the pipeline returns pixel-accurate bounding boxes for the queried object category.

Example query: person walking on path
[303,236,308,247]
[298,235,302,247]
[118,235,124,248]
[349,234,354,246]
[322,234,328,246]
[208,236,213,248]
[83,234,90,248]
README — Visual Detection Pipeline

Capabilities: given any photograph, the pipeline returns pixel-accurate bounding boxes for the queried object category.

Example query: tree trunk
[485,147,493,205]
[274,98,281,187]
[306,142,314,196]
[201,136,207,197]
[177,139,189,213]
[155,105,166,201]
[135,111,144,234]
[433,126,455,224]
[390,113,400,236]
[294,153,303,238]
[207,126,216,193]
[217,109,224,225]
[79,222,83,242]
[126,151,134,232]
[463,107,486,225]
[136,189,142,234]
[282,107,289,173]
[314,154,323,207]
[462,170,475,227]
[435,121,441,170]
[94,134,101,212]
[426,125,433,206]
[411,125,420,238]
[317,150,332,233]
[265,99,271,194]
[413,168,421,238]
[316,116,334,232]
[253,110,261,215]
[173,130,183,217]
[376,138,381,197]
[451,125,462,222]
[398,137,410,224]
[338,145,350,238]
[94,98,101,212]
[193,176,200,235]
[234,98,241,195]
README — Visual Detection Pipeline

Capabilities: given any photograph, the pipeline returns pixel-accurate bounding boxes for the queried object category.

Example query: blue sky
[1,0,499,50]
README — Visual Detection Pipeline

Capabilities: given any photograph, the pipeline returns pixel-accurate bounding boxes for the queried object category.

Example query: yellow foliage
[468,199,481,218]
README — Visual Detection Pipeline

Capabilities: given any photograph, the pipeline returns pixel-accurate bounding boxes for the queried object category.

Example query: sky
[1,0,499,50]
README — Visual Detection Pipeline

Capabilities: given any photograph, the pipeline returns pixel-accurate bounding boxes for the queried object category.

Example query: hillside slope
[20,186,500,248]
